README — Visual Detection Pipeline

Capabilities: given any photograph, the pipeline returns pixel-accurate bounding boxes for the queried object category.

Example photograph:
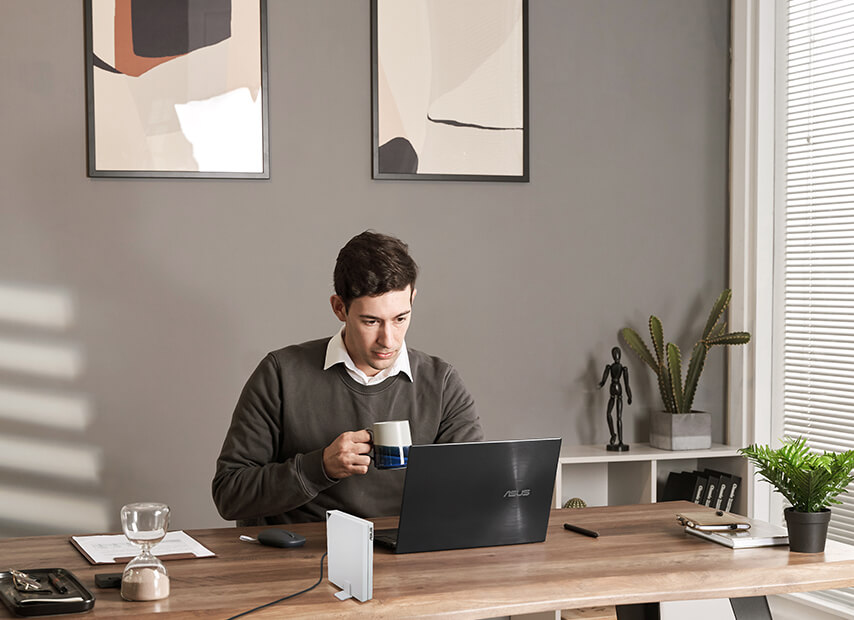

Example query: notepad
[676,510,751,531]
[70,531,216,564]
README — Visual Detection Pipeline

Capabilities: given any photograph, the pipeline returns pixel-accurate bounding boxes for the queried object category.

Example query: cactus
[620,289,751,413]
[562,497,588,509]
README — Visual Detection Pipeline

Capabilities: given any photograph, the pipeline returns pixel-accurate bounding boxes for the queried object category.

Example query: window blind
[782,0,854,608]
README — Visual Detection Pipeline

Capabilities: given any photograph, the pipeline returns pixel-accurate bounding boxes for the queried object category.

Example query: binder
[724,474,741,512]
[700,471,720,507]
[663,470,730,507]
[715,475,732,510]
[690,471,708,505]
[703,469,733,511]
[661,471,696,501]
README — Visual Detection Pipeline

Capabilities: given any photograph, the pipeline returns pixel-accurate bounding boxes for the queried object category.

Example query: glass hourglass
[120,502,171,601]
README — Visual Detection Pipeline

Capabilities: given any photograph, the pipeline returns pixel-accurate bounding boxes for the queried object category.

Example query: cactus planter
[649,411,711,450]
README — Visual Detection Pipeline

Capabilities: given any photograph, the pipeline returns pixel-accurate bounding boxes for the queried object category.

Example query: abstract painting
[372,0,528,182]
[85,0,269,178]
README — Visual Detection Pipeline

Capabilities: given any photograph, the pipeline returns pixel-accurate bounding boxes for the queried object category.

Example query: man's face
[331,285,416,377]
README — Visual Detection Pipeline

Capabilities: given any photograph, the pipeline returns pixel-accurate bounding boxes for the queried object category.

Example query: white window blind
[782,0,854,608]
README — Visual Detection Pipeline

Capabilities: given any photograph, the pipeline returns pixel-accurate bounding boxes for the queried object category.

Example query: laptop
[374,438,561,554]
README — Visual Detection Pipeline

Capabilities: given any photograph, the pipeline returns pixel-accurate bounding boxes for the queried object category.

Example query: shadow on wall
[0,282,110,537]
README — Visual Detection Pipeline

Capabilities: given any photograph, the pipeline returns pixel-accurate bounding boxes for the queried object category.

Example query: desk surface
[3,502,854,619]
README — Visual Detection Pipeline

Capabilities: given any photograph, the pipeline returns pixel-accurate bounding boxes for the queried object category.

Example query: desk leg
[614,603,659,620]
[729,596,772,620]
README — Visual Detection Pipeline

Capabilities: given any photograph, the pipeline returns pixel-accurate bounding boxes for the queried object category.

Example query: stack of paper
[70,531,216,564]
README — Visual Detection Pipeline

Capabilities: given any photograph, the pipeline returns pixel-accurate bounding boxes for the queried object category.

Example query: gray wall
[0,0,730,534]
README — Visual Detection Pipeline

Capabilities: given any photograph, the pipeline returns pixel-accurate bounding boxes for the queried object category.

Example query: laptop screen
[388,438,561,554]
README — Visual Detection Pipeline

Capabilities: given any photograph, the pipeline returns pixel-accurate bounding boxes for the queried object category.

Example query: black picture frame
[84,0,269,179]
[371,0,529,182]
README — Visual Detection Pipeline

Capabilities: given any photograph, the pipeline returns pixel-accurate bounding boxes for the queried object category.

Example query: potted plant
[621,289,751,450]
[740,437,854,552]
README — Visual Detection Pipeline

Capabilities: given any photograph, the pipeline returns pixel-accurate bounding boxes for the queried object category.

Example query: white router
[326,510,373,602]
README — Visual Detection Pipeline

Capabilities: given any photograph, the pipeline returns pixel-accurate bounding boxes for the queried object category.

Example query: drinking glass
[120,502,170,601]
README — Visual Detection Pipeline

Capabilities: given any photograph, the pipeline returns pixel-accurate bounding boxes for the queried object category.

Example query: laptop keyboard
[373,528,398,548]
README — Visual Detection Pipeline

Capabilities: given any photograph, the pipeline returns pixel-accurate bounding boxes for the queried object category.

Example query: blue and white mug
[368,420,411,469]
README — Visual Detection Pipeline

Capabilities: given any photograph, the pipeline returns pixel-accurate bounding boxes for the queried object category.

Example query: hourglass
[120,502,171,601]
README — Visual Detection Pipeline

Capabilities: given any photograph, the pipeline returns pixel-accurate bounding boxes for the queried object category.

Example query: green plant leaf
[702,289,731,339]
[650,316,676,411]
[682,342,707,413]
[706,331,752,346]
[711,321,727,338]
[667,343,684,412]
[620,327,657,371]
[649,316,665,367]
[657,369,677,413]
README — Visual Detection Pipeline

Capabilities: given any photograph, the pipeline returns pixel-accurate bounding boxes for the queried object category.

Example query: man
[212,231,483,525]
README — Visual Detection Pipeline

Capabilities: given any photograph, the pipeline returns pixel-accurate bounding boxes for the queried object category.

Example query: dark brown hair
[334,231,418,310]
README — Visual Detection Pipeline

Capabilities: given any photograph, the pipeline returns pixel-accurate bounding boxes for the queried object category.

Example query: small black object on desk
[94,573,122,589]
[257,528,307,548]
[563,522,600,538]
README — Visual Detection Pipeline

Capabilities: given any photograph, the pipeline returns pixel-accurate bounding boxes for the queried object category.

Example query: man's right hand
[322,430,372,479]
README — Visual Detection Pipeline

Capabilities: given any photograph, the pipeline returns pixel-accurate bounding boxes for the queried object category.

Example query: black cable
[224,552,327,620]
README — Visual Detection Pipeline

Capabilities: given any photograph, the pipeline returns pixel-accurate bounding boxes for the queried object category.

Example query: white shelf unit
[554,443,748,513]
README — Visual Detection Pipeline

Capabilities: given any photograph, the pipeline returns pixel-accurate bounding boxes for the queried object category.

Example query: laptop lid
[390,438,561,554]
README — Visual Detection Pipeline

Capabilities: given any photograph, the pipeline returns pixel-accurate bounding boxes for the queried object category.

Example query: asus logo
[503,489,531,498]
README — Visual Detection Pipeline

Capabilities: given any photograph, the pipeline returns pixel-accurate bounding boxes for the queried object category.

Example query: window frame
[732,0,854,611]
[729,0,777,522]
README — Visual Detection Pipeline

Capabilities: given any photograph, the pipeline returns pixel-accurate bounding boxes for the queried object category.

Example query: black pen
[564,522,599,538]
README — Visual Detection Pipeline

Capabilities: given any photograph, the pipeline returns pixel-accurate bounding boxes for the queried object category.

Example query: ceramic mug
[368,420,411,469]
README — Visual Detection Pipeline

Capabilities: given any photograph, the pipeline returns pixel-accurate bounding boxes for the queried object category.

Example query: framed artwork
[372,0,528,182]
[84,0,269,179]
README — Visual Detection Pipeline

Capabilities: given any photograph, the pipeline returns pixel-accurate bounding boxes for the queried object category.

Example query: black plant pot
[784,507,831,553]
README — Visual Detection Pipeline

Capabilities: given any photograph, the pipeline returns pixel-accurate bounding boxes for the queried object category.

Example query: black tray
[0,568,94,617]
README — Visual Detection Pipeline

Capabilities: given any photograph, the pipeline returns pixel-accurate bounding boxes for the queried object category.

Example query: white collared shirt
[323,326,412,386]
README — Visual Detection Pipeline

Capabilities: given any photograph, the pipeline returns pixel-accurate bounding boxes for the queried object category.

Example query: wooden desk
[3,502,854,619]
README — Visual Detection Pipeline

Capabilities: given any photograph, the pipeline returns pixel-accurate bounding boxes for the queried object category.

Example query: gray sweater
[212,338,483,524]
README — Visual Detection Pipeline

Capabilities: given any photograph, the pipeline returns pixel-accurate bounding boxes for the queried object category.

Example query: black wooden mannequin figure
[598,346,631,451]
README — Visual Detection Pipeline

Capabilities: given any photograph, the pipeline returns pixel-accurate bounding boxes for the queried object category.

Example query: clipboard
[676,510,751,531]
[69,531,216,565]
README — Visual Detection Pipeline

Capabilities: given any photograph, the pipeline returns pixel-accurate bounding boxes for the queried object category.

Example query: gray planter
[784,507,831,553]
[649,411,711,450]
